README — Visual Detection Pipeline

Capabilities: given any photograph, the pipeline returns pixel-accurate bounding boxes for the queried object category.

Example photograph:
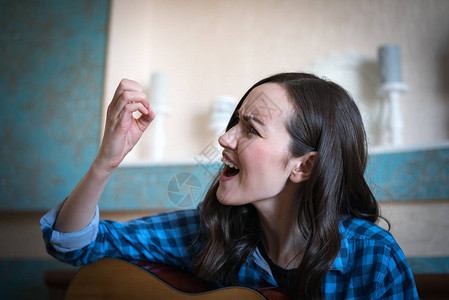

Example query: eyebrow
[237,109,265,126]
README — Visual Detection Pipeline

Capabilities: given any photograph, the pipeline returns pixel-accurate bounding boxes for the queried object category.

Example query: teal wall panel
[408,257,449,274]
[367,147,449,202]
[0,0,109,210]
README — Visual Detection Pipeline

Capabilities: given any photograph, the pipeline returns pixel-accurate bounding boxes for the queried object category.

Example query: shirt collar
[329,216,350,274]
[249,247,278,286]
[249,216,352,281]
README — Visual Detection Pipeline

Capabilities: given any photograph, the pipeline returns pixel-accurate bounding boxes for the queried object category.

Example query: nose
[218,126,238,150]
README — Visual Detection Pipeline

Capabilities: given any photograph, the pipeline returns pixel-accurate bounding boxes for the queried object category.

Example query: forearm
[54,158,113,233]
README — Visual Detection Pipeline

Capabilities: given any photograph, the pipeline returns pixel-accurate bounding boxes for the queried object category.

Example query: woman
[41,73,419,299]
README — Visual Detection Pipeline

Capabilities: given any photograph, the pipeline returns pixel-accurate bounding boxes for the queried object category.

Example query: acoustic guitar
[65,258,291,299]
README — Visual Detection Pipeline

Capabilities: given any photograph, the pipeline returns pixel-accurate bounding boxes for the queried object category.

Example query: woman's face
[216,83,299,206]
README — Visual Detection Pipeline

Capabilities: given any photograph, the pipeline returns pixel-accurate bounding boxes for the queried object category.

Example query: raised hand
[54,79,155,232]
[96,79,156,171]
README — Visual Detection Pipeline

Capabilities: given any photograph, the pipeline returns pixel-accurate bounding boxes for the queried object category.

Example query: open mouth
[221,157,240,178]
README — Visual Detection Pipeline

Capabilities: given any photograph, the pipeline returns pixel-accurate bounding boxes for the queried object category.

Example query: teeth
[221,157,239,169]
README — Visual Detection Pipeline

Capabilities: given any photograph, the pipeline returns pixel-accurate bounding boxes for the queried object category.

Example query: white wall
[103,0,449,162]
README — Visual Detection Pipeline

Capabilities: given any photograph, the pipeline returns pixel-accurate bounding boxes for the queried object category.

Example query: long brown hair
[193,73,384,299]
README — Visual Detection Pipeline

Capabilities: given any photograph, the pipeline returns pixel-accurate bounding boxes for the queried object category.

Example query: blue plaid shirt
[41,201,419,299]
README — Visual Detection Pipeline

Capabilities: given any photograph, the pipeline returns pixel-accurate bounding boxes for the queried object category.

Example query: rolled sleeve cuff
[40,200,99,253]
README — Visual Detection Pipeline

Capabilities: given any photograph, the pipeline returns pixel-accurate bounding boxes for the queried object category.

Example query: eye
[248,125,260,136]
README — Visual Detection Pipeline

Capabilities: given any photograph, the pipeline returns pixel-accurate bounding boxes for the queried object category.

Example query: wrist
[91,156,117,178]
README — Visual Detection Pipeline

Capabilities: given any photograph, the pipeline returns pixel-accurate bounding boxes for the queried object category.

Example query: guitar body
[65,258,290,300]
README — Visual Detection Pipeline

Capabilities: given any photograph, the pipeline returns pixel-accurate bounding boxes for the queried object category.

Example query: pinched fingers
[113,90,149,119]
[98,79,155,169]
[107,81,150,123]
[108,79,148,115]
[115,101,149,128]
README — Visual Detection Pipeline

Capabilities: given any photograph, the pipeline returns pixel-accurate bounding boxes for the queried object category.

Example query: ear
[289,151,317,183]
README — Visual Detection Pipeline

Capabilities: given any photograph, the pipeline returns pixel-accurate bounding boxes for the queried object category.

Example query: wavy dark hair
[192,73,386,299]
